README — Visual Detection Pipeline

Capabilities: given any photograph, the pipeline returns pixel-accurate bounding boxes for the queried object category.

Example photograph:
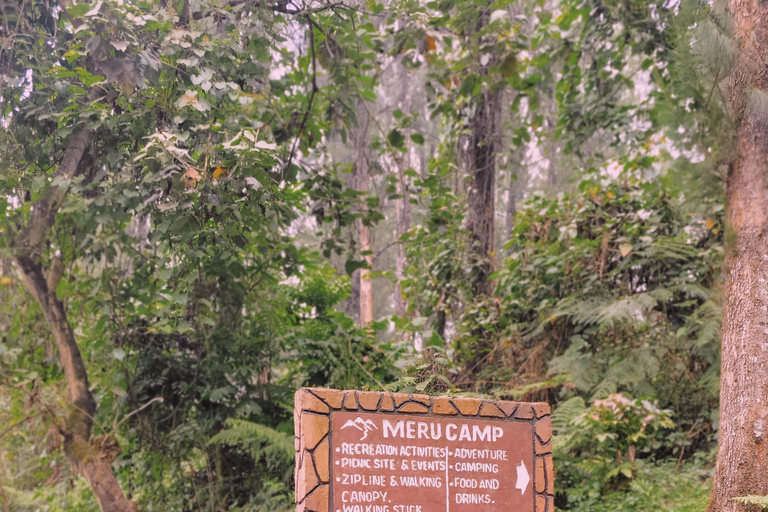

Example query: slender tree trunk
[506,163,517,239]
[393,56,412,318]
[708,2,768,511]
[394,161,410,317]
[546,122,557,189]
[346,268,361,325]
[359,211,374,326]
[546,86,558,189]
[354,102,374,327]
[345,156,361,326]
[11,128,137,512]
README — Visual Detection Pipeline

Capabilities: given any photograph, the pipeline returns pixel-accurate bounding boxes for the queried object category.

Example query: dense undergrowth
[1,172,722,511]
[393,172,723,510]
[0,0,732,510]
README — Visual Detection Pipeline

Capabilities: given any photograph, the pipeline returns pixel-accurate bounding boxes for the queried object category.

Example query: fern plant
[209,419,295,488]
[481,172,722,420]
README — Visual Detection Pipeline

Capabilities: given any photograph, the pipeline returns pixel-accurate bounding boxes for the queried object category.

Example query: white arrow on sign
[515,460,530,495]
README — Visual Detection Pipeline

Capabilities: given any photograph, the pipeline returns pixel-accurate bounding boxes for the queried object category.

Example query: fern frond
[209,419,294,469]
[496,374,571,400]
[588,349,661,401]
[548,294,658,328]
[592,293,658,326]
[549,338,600,393]
[575,457,605,478]
[637,238,697,262]
[648,287,674,303]
[671,283,712,302]
[694,308,721,350]
[733,495,768,509]
[589,379,618,402]
[245,479,295,512]
[676,299,721,355]
[552,397,586,433]
[690,19,736,77]
[697,364,720,398]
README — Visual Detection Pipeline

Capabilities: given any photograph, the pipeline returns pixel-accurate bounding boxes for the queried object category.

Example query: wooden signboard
[294,388,553,512]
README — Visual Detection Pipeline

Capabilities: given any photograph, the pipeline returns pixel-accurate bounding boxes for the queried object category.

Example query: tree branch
[286,14,319,171]
[11,126,96,428]
[0,413,42,440]
[12,127,92,257]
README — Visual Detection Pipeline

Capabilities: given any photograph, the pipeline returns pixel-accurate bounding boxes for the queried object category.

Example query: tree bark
[546,116,558,189]
[545,76,559,190]
[346,266,361,325]
[11,127,138,512]
[394,56,412,319]
[359,209,374,326]
[394,159,410,317]
[708,2,768,511]
[506,158,517,240]
[354,101,374,327]
[459,6,499,299]
[463,87,499,298]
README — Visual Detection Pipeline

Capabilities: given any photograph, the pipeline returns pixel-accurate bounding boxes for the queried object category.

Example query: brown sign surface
[294,388,553,512]
[331,411,533,512]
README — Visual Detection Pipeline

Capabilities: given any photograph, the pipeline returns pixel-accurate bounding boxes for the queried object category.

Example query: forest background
[0,0,762,510]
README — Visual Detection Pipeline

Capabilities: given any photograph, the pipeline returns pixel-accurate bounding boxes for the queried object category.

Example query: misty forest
[1,0,768,511]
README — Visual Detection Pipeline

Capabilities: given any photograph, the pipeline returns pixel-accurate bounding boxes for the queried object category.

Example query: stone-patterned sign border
[294,388,554,512]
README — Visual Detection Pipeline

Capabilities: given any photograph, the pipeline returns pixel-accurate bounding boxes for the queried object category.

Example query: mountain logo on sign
[340,417,378,440]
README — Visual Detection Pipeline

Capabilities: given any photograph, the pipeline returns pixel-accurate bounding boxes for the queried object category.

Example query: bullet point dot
[336,477,340,482]
[335,447,340,452]
[335,461,340,465]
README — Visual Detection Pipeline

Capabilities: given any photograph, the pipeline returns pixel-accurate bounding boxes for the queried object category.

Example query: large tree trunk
[460,5,499,299]
[11,128,138,512]
[708,2,768,511]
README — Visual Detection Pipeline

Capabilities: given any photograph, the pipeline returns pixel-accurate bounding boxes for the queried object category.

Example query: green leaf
[67,3,91,17]
[387,129,405,149]
[209,386,235,402]
[411,133,425,145]
[426,331,444,348]
[345,259,368,275]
